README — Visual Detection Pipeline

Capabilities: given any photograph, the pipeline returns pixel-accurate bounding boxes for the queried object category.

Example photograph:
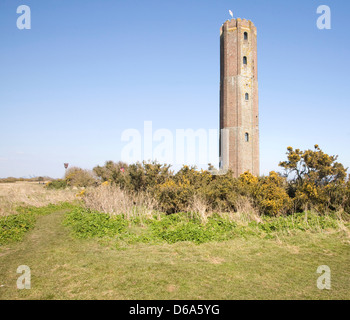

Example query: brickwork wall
[219,18,260,177]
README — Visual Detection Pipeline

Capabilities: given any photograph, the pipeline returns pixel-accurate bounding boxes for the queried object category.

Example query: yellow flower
[76,190,86,197]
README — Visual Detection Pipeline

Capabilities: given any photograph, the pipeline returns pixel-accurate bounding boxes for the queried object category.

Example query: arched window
[245,93,249,101]
[244,32,248,40]
[245,133,249,142]
[243,56,247,65]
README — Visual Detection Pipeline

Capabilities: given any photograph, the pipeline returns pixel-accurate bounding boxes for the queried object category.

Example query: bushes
[93,160,171,192]
[46,167,97,189]
[128,161,172,192]
[93,161,130,187]
[65,167,97,188]
[279,145,349,214]
[155,177,194,214]
[46,179,68,190]
[254,172,292,216]
[73,145,350,217]
[85,159,349,217]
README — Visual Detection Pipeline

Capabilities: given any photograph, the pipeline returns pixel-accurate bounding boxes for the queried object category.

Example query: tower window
[245,133,249,142]
[245,93,249,101]
[243,56,247,65]
[244,32,248,40]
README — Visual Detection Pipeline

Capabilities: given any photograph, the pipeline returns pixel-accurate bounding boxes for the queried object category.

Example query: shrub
[65,167,97,188]
[279,145,349,213]
[279,145,347,186]
[46,179,68,190]
[202,172,237,211]
[83,145,350,217]
[127,161,172,192]
[155,178,194,214]
[254,171,292,216]
[93,161,129,187]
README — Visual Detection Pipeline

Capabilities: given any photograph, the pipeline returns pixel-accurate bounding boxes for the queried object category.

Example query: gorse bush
[279,145,349,213]
[89,146,350,217]
[65,167,97,188]
[155,176,194,214]
[254,171,292,216]
[93,161,129,188]
[48,145,349,218]
[4,145,348,248]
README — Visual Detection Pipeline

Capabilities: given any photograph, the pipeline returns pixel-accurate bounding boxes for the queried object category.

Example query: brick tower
[219,18,259,177]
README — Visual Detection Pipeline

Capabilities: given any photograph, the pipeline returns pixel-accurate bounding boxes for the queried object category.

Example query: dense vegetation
[0,176,51,183]
[48,145,350,217]
[60,145,349,245]
[0,203,77,245]
[63,206,345,247]
[1,145,348,300]
[4,145,348,246]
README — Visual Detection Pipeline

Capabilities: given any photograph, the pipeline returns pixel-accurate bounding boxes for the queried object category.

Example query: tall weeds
[83,185,264,226]
[82,185,159,220]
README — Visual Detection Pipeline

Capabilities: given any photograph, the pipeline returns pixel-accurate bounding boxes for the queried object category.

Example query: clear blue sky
[0,0,349,178]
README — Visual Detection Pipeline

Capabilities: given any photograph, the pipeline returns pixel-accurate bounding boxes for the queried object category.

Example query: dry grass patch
[83,185,159,220]
[205,256,226,265]
[0,182,76,216]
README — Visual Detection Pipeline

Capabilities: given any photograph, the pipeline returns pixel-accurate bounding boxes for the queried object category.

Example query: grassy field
[0,182,76,216]
[0,182,349,300]
[0,208,349,299]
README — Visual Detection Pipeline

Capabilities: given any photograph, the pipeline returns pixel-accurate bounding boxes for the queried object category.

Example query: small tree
[279,145,347,186]
[65,167,96,188]
[279,145,348,212]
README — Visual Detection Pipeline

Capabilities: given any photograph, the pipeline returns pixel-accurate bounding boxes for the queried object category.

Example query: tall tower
[219,18,259,177]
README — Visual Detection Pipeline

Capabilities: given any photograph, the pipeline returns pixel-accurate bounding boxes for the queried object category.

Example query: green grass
[0,205,349,299]
[0,203,77,245]
[62,207,348,246]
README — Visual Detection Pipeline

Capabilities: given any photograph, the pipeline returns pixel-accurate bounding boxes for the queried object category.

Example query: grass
[62,207,349,246]
[0,182,77,216]
[0,203,78,245]
[0,205,349,299]
[0,182,349,300]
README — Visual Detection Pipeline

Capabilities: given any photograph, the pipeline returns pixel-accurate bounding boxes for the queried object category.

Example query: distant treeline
[0,177,53,183]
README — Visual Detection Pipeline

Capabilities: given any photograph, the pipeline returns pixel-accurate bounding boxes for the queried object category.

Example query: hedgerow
[88,146,350,217]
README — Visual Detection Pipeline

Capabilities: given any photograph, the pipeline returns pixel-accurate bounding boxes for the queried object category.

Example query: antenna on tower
[229,10,233,18]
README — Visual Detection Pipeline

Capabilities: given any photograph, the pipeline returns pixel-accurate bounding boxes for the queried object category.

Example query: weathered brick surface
[219,18,260,177]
